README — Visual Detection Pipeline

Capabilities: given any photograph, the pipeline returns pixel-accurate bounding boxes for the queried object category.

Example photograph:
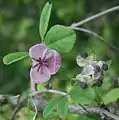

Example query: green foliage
[0,105,11,120]
[43,96,62,118]
[0,116,4,120]
[15,18,34,39]
[45,25,76,53]
[39,2,52,41]
[3,52,28,65]
[69,86,96,105]
[37,84,45,91]
[57,96,68,117]
[102,88,119,104]
[17,108,39,120]
[43,95,69,118]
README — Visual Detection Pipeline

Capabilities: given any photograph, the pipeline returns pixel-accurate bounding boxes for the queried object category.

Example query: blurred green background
[1,0,119,119]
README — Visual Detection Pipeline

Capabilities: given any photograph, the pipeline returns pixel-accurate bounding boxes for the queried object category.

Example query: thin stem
[70,26,118,50]
[71,5,119,27]
[31,89,67,96]
[30,81,36,93]
[31,97,38,120]
[78,103,90,113]
[71,27,104,40]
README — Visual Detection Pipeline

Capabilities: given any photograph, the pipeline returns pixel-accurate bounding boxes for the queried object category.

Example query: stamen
[32,57,39,62]
[32,57,42,62]
[32,63,40,69]
[37,64,42,72]
[43,60,48,66]
[31,57,47,72]
[38,57,42,61]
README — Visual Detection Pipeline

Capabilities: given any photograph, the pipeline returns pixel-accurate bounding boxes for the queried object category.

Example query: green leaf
[102,88,119,104]
[0,116,5,120]
[45,25,76,53]
[37,84,45,91]
[3,52,28,65]
[69,86,96,105]
[18,108,35,120]
[39,2,52,41]
[57,96,68,117]
[43,96,61,118]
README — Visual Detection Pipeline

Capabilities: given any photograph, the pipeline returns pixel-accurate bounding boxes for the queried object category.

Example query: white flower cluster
[76,53,108,88]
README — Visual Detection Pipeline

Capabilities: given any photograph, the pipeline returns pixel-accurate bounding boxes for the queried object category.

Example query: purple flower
[29,44,61,83]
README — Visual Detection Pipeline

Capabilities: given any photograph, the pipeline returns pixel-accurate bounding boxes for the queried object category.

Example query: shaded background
[1,0,119,119]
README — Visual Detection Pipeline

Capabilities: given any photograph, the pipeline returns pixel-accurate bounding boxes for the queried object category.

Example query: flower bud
[80,52,88,58]
[45,83,52,89]
[94,65,101,73]
[95,77,103,87]
[102,63,108,71]
[79,81,87,89]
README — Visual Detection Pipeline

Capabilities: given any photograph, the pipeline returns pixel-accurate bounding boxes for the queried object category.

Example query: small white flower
[83,64,95,75]
[76,53,107,87]
[93,72,101,80]
[76,74,92,83]
[90,60,103,69]
[97,61,103,69]
[82,62,102,83]
[76,54,94,67]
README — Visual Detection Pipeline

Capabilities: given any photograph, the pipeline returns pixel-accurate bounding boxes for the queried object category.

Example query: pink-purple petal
[41,48,48,60]
[29,44,47,60]
[30,65,51,83]
[54,51,61,74]
[46,50,61,75]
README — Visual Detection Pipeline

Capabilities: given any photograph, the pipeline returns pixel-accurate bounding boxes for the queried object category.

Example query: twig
[71,5,119,27]
[78,103,90,114]
[70,27,118,50]
[31,89,67,96]
[10,95,21,120]
[31,97,38,120]
[69,104,119,120]
[70,27,104,40]
[10,107,20,120]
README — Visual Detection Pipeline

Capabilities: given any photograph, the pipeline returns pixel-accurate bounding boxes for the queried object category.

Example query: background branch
[0,89,119,120]
[70,26,118,51]
[9,95,21,120]
[71,5,119,27]
[69,104,119,120]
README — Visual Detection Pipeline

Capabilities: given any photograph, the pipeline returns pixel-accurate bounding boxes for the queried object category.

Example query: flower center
[32,57,48,72]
